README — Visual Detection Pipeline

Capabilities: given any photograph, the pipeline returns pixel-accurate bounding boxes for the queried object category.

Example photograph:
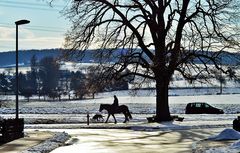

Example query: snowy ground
[1,89,240,153]
[23,128,240,153]
[0,90,240,125]
[0,90,239,130]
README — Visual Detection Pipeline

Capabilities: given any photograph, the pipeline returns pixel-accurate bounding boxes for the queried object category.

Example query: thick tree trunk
[155,78,172,122]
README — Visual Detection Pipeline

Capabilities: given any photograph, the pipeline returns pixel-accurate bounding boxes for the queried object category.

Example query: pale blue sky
[0,0,71,52]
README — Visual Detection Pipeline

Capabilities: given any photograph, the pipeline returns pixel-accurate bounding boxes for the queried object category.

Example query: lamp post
[15,19,30,119]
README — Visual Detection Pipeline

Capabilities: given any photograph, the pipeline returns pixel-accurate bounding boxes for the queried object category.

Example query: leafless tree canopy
[63,0,240,83]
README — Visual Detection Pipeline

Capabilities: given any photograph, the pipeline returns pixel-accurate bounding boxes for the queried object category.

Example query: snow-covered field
[1,89,239,153]
[0,88,240,153]
[0,89,240,125]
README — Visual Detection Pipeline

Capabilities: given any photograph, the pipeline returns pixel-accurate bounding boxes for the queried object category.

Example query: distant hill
[0,48,125,68]
[192,51,240,66]
[0,48,239,68]
[0,49,62,68]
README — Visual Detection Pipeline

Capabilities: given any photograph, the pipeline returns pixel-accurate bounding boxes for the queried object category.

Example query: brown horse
[99,104,132,124]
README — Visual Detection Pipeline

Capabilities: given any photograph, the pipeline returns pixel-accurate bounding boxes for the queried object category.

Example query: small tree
[18,72,33,101]
[38,57,60,99]
[85,66,106,99]
[59,70,72,100]
[70,71,86,99]
[29,55,38,95]
[9,76,16,94]
[0,73,11,95]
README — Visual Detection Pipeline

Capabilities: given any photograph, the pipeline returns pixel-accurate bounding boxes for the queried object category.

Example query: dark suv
[185,102,224,114]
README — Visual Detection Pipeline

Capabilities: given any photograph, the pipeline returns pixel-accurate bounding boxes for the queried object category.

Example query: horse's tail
[127,109,132,119]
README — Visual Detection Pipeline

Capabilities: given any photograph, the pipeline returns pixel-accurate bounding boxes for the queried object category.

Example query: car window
[205,104,210,108]
[195,103,201,108]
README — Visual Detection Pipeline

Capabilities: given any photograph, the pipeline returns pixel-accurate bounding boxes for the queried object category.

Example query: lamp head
[15,20,30,25]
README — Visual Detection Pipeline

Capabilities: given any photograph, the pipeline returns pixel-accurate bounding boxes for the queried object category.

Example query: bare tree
[38,57,60,100]
[62,0,240,121]
[70,71,86,99]
[85,66,106,99]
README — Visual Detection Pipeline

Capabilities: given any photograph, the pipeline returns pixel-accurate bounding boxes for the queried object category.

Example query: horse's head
[99,104,103,112]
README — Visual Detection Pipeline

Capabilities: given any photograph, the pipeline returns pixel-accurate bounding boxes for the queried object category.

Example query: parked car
[185,102,224,114]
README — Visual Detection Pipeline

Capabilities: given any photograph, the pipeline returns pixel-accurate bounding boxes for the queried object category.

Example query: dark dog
[92,114,104,121]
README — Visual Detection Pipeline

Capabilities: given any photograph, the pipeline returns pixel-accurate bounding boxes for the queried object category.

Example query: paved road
[49,128,225,153]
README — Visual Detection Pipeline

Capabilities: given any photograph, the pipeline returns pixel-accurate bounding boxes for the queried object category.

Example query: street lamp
[15,19,30,119]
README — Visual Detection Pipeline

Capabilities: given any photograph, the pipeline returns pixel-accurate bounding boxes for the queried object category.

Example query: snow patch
[204,139,240,153]
[208,128,240,141]
[21,132,70,153]
[230,140,240,149]
[205,147,239,153]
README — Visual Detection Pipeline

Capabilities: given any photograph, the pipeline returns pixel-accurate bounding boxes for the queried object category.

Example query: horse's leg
[126,108,132,119]
[105,114,110,123]
[112,114,117,124]
[123,112,128,123]
[126,112,129,122]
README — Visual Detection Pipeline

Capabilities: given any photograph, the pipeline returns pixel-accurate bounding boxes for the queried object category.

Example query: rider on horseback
[99,96,132,123]
[112,95,119,111]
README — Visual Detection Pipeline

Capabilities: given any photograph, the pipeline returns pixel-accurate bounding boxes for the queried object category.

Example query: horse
[99,104,132,124]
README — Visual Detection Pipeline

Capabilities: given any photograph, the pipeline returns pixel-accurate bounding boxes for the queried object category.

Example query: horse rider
[112,95,119,111]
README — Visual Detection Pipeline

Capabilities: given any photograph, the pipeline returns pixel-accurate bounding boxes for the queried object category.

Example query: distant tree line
[0,55,129,101]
